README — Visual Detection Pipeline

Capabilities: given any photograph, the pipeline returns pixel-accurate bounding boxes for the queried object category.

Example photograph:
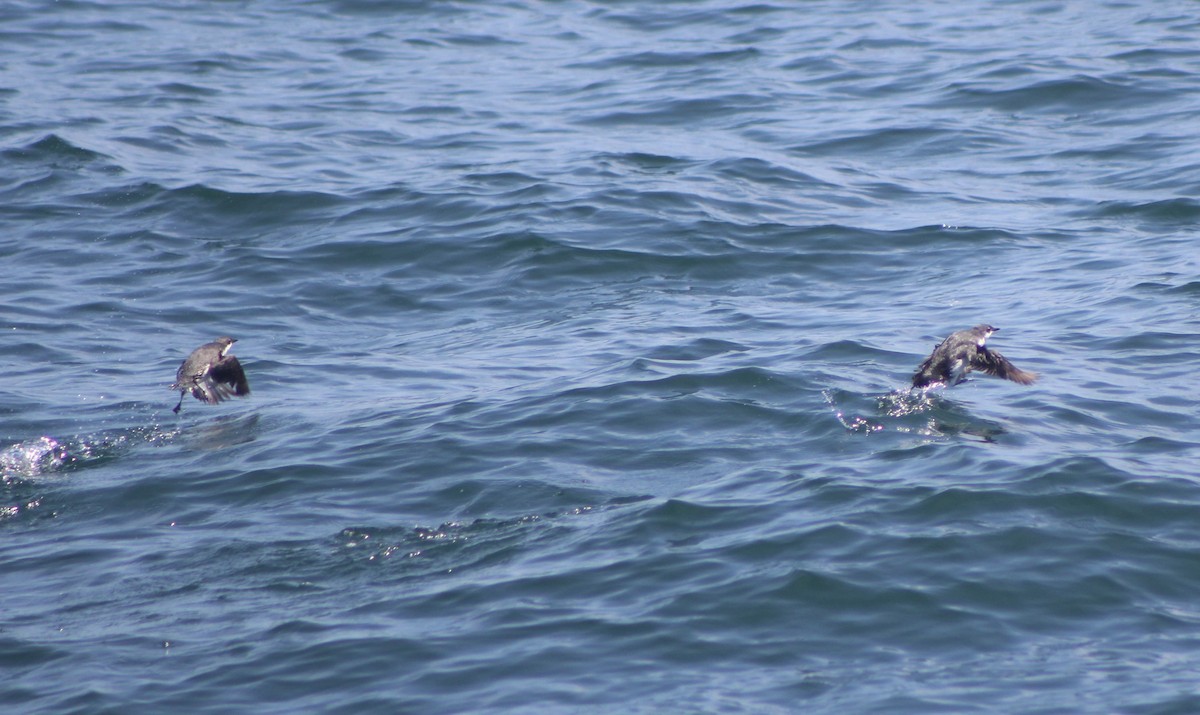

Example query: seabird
[912,325,1036,389]
[171,336,250,413]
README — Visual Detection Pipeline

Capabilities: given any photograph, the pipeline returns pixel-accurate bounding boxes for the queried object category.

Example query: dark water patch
[1091,330,1197,357]
[145,122,229,149]
[572,47,762,71]
[837,36,931,52]
[577,94,776,127]
[1161,280,1200,296]
[831,224,1030,251]
[633,497,764,540]
[460,169,558,193]
[398,101,477,118]
[802,339,896,362]
[1110,46,1200,65]
[0,637,66,671]
[1128,272,1200,296]
[1078,198,1200,225]
[0,134,125,200]
[727,24,787,44]
[778,50,852,72]
[1,133,114,165]
[594,5,756,33]
[593,150,700,174]
[0,640,68,709]
[337,46,394,62]
[76,19,148,33]
[643,337,748,362]
[327,192,489,234]
[1123,436,1196,457]
[317,0,456,16]
[940,74,1173,113]
[1046,133,1185,162]
[795,125,980,159]
[57,182,353,246]
[114,131,194,153]
[705,156,836,189]
[439,32,521,48]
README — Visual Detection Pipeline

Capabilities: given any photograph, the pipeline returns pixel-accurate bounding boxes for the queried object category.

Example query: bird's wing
[970,348,1036,384]
[912,354,943,387]
[192,377,224,404]
[912,337,957,387]
[210,356,251,396]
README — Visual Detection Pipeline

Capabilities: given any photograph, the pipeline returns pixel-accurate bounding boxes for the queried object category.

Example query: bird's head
[973,325,997,346]
[214,336,237,356]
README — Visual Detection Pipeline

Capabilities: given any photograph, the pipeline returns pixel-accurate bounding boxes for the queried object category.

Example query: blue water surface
[3,1,1200,712]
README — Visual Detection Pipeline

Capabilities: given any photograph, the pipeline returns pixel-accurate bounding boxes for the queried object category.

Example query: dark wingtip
[1009,369,1038,385]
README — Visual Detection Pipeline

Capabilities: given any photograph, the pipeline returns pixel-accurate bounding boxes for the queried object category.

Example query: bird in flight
[912,325,1036,389]
[171,336,251,413]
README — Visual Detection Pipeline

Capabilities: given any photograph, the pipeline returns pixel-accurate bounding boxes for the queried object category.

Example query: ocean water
[3,0,1200,712]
